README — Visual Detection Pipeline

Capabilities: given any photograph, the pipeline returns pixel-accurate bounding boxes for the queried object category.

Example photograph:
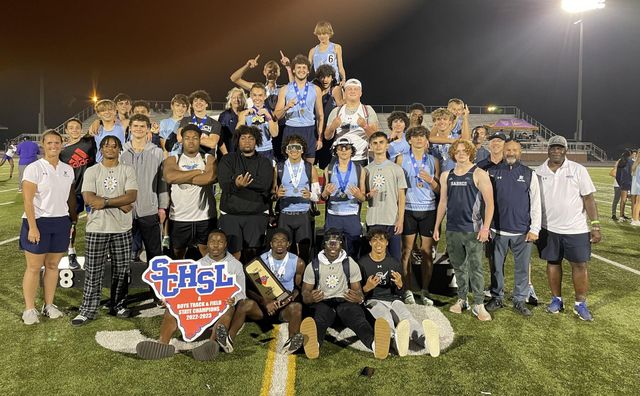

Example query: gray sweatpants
[489,232,531,302]
[365,299,423,341]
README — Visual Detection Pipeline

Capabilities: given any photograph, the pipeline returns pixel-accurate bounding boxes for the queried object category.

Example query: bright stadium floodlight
[91,95,98,103]
[487,105,497,113]
[561,0,605,14]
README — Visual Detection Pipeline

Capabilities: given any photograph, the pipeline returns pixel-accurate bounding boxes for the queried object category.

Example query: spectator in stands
[0,139,17,178]
[59,118,96,270]
[395,126,440,306]
[321,137,367,258]
[16,137,40,192]
[274,55,324,165]
[535,135,601,321]
[114,93,132,123]
[162,125,216,259]
[408,103,426,128]
[217,229,305,355]
[313,64,344,169]
[363,132,407,262]
[387,111,411,160]
[447,98,470,138]
[300,229,391,360]
[485,140,541,317]
[20,130,76,325]
[360,227,440,357]
[615,150,633,222]
[90,99,126,163]
[135,229,246,361]
[72,135,138,325]
[237,83,279,161]
[159,94,189,155]
[176,90,222,156]
[308,21,346,83]
[472,125,490,163]
[433,139,494,321]
[324,79,379,166]
[120,114,169,294]
[476,131,507,171]
[219,88,248,155]
[275,135,320,264]
[217,125,274,261]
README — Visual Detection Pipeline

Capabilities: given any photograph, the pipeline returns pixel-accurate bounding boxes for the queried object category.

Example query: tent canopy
[489,118,539,131]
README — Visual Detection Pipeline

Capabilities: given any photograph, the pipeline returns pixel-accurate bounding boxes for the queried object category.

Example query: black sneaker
[485,298,504,312]
[68,254,80,270]
[513,301,532,317]
[71,314,92,326]
[282,333,304,354]
[215,324,234,353]
[113,307,132,318]
[611,215,618,221]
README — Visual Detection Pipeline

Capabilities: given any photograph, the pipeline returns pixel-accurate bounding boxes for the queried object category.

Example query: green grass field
[0,166,639,395]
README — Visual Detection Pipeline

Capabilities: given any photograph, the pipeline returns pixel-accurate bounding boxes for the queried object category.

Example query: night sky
[1,0,638,156]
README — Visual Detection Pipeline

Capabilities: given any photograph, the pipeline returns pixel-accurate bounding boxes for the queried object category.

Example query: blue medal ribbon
[409,150,429,186]
[334,161,352,195]
[292,82,309,112]
[191,114,208,130]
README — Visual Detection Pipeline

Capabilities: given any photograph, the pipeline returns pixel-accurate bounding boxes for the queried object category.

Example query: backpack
[311,256,351,289]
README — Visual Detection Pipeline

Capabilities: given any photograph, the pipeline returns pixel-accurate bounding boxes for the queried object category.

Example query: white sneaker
[472,304,492,321]
[42,304,64,319]
[22,308,40,325]
[420,290,434,306]
[394,320,410,357]
[404,290,416,305]
[630,220,640,227]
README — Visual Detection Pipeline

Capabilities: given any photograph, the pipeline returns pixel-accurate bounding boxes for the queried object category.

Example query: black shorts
[402,209,436,237]
[169,219,215,250]
[20,216,71,254]
[537,228,591,263]
[282,125,317,158]
[219,213,268,254]
[278,212,313,244]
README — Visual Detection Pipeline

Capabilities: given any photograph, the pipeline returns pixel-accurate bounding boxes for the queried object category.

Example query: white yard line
[0,201,15,206]
[0,188,18,193]
[0,236,19,246]
[592,254,640,276]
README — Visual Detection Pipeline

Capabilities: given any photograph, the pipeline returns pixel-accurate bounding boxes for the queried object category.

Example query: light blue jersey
[245,108,274,152]
[401,151,437,211]
[327,161,360,216]
[95,121,126,162]
[312,42,340,81]
[284,82,316,127]
[281,160,311,213]
[388,134,409,160]
[260,250,298,292]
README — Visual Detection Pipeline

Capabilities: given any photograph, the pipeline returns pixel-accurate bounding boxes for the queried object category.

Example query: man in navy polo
[485,140,541,316]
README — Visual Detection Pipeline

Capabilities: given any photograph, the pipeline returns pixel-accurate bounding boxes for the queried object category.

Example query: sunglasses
[286,144,303,152]
[336,145,351,151]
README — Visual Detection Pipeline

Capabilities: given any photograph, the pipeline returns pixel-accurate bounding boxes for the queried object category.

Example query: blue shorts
[20,216,71,254]
[537,228,591,263]
[283,125,317,158]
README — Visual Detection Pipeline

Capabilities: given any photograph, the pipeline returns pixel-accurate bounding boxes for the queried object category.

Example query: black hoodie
[218,152,273,215]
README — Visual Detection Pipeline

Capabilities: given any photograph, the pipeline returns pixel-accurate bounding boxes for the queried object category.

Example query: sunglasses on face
[324,239,341,247]
[336,145,351,151]
[286,144,303,152]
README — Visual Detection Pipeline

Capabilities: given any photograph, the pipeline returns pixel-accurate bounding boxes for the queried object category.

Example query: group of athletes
[18,20,602,361]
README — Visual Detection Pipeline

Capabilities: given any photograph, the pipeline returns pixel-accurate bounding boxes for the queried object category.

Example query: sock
[575,301,585,307]
[554,296,562,302]
[68,248,76,255]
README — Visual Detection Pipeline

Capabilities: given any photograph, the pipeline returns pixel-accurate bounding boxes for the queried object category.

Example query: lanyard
[191,114,208,130]
[334,161,352,193]
[292,82,309,111]
[267,252,289,279]
[409,150,429,183]
[286,160,304,191]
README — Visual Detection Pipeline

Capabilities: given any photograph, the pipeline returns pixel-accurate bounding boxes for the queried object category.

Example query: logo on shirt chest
[103,176,119,192]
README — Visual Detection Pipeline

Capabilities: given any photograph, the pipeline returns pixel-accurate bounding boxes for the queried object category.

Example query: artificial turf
[0,165,638,395]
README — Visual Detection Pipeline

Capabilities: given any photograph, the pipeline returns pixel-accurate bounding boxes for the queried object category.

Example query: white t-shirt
[327,104,378,161]
[22,159,74,219]
[536,159,596,234]
[6,144,16,157]
[169,153,215,222]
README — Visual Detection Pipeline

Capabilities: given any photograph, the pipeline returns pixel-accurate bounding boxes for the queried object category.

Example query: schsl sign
[142,256,242,342]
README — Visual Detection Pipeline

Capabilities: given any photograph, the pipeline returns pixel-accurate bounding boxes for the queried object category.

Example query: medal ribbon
[286,159,304,191]
[334,161,352,194]
[409,150,429,186]
[191,114,208,130]
[268,252,289,279]
[292,82,309,112]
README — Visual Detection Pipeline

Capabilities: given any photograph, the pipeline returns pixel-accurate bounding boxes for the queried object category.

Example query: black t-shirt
[359,255,403,302]
[178,114,222,154]
[59,136,97,195]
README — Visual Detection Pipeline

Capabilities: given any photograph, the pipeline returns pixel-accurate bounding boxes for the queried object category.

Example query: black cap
[488,131,508,141]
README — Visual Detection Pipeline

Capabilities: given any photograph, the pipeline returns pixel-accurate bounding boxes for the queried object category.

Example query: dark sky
[1,0,638,155]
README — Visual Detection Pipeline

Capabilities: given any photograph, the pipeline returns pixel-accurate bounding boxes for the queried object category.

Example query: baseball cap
[333,136,353,147]
[344,78,362,88]
[548,135,568,148]
[488,131,508,141]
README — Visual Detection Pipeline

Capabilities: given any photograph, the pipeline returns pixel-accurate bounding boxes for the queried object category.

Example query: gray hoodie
[120,141,169,217]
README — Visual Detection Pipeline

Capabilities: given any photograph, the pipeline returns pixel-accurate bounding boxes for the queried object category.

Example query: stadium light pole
[561,0,605,142]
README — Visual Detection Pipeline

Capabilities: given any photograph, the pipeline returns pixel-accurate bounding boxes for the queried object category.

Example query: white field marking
[0,201,14,206]
[592,254,640,276]
[0,236,19,246]
[259,324,297,396]
[0,188,17,193]
[0,212,86,247]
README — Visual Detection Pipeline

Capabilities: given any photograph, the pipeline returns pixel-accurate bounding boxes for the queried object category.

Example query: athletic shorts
[631,176,639,196]
[536,228,591,263]
[169,219,215,250]
[219,213,268,254]
[3,154,12,161]
[278,211,312,244]
[402,209,436,237]
[19,216,71,254]
[282,125,317,158]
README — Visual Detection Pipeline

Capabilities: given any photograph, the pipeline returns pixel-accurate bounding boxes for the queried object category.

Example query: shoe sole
[546,306,564,314]
[572,308,593,321]
[136,341,175,360]
[395,320,410,357]
[192,340,220,361]
[300,318,319,359]
[285,333,304,355]
[422,319,440,357]
[215,325,233,353]
[374,318,391,360]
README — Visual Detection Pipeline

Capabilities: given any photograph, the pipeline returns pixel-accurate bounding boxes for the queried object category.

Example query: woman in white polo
[20,130,77,325]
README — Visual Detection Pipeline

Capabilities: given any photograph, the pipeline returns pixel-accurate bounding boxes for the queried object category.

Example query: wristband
[590,220,600,225]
